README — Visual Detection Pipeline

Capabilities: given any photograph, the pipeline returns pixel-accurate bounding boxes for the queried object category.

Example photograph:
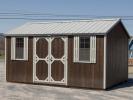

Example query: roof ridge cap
[27,18,120,24]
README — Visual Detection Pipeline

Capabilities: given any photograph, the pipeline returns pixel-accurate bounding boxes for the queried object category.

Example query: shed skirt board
[33,37,68,85]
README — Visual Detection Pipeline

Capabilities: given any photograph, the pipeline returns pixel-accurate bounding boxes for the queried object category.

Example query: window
[79,37,90,61]
[15,38,24,59]
[73,36,96,63]
[11,37,28,60]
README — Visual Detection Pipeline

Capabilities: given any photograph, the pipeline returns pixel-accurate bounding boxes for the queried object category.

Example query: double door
[33,37,68,85]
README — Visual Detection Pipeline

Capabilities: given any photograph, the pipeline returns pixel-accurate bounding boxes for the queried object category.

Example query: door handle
[50,57,53,62]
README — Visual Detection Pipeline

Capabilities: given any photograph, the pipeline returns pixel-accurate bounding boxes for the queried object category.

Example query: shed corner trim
[103,36,107,89]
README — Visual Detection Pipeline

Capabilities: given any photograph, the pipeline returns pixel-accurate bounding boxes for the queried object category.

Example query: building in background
[128,36,133,73]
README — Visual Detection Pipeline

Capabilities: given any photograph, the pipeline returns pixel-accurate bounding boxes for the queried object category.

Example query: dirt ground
[0,60,133,100]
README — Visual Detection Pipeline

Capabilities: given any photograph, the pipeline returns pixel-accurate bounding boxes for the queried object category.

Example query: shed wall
[106,22,128,88]
[6,36,104,89]
[6,37,33,83]
[68,36,104,89]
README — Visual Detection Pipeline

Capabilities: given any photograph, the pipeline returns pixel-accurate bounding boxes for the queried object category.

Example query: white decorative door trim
[33,37,68,85]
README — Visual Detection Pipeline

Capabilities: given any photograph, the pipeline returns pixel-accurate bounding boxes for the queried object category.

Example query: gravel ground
[0,60,133,100]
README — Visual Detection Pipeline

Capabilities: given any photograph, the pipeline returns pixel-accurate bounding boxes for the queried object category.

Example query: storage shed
[5,18,129,89]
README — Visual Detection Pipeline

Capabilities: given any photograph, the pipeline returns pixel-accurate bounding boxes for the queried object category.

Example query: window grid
[16,38,24,48]
[15,38,24,59]
[79,36,90,61]
[80,37,90,48]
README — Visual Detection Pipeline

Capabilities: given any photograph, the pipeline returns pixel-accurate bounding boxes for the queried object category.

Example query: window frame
[11,37,28,60]
[79,36,90,62]
[73,35,96,63]
[15,37,24,60]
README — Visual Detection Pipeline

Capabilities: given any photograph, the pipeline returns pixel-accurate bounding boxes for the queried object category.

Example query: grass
[0,55,5,59]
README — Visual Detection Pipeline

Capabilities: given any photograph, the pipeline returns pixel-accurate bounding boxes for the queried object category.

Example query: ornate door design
[33,37,68,85]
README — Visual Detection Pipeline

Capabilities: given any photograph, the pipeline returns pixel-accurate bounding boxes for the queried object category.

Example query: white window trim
[11,37,28,60]
[73,36,96,63]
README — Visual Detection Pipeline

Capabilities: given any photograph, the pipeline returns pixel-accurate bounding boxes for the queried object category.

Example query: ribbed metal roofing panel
[5,19,120,36]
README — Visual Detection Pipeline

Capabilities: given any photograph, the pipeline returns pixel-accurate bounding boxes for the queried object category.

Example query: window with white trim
[11,37,28,60]
[74,36,96,63]
[79,37,90,61]
[15,38,24,59]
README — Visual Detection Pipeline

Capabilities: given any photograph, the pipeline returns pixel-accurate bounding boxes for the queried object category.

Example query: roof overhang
[4,18,130,38]
[4,33,105,37]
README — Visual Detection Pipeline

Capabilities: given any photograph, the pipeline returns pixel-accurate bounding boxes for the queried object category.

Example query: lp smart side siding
[106,22,128,88]
[6,37,33,83]
[6,36,104,89]
[67,36,104,89]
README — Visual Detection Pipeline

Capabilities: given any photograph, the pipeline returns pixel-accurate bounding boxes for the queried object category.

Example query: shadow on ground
[107,78,133,90]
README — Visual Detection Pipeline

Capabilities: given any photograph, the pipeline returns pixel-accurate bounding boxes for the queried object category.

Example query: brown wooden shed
[5,19,129,89]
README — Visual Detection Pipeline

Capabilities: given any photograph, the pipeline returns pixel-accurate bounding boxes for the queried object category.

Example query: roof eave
[105,19,130,38]
[4,33,106,37]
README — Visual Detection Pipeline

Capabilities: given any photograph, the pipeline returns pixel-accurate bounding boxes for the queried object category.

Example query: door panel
[36,38,48,58]
[51,61,64,81]
[33,37,49,83]
[51,38,64,58]
[36,60,48,80]
[33,37,68,85]
[50,37,67,83]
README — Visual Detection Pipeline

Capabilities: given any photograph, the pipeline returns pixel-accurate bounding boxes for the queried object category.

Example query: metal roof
[5,18,123,36]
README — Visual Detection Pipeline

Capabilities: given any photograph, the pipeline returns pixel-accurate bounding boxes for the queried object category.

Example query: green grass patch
[0,55,5,59]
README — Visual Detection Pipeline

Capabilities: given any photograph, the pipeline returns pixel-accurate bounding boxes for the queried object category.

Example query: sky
[0,0,133,35]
